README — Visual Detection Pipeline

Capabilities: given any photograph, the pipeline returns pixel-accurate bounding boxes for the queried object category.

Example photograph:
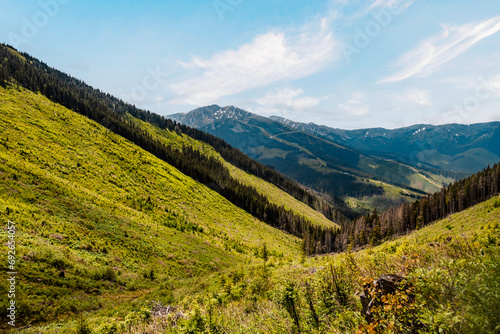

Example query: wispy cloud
[343,0,414,22]
[489,74,500,96]
[256,88,321,112]
[380,15,500,83]
[338,92,369,116]
[366,0,414,13]
[170,17,340,105]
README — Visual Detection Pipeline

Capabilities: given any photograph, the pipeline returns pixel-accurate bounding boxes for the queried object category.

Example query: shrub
[103,267,117,282]
[76,316,92,334]
[180,306,206,333]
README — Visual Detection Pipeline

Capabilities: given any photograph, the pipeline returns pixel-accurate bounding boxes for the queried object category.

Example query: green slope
[129,117,337,229]
[26,196,499,333]
[345,179,425,212]
[0,85,302,328]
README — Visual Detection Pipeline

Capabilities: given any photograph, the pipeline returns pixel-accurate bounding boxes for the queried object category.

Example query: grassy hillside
[20,194,499,333]
[129,116,337,229]
[345,179,424,212]
[0,85,304,329]
[1,43,344,257]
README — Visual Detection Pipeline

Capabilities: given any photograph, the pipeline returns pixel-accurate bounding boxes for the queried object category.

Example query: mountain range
[170,105,496,211]
[270,116,500,175]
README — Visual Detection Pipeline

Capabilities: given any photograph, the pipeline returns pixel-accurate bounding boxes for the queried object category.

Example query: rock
[374,274,404,295]
[51,234,64,241]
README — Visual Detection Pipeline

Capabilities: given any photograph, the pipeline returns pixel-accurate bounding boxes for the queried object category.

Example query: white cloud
[170,17,340,105]
[380,15,500,83]
[256,88,320,111]
[344,0,413,21]
[338,93,369,116]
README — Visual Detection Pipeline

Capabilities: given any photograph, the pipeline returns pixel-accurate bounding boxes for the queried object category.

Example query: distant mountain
[270,116,500,175]
[169,106,453,208]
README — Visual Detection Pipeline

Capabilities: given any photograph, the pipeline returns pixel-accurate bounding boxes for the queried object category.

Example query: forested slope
[0,44,345,254]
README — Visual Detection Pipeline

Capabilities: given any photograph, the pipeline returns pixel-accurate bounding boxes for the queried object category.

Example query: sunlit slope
[372,195,500,248]
[129,116,338,229]
[31,198,499,333]
[0,85,300,324]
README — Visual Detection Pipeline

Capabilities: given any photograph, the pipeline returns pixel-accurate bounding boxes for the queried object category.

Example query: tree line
[303,163,500,254]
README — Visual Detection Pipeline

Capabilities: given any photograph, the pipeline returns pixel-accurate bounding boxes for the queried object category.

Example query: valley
[169,105,462,213]
[0,44,499,333]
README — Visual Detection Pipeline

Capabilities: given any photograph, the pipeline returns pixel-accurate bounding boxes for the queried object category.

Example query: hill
[0,84,305,328]
[23,194,500,333]
[128,117,338,229]
[0,44,357,329]
[0,43,343,255]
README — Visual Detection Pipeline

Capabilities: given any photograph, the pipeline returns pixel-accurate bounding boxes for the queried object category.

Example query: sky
[1,0,500,129]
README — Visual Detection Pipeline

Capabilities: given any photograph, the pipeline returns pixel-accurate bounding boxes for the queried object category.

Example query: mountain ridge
[269,115,500,174]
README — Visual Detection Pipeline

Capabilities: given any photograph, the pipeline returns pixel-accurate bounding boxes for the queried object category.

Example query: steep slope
[169,106,452,205]
[0,85,301,327]
[271,116,500,175]
[333,161,500,253]
[0,44,340,254]
[128,116,338,229]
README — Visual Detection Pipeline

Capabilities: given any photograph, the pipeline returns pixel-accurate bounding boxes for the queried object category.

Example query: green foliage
[278,281,301,330]
[101,197,499,334]
[180,306,206,333]
[102,267,117,282]
[76,316,92,334]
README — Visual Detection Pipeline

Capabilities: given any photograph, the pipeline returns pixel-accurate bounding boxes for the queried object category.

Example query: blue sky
[1,0,500,129]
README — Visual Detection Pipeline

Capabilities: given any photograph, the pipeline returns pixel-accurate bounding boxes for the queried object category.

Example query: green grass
[0,85,303,329]
[22,195,500,333]
[2,84,498,333]
[344,179,423,212]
